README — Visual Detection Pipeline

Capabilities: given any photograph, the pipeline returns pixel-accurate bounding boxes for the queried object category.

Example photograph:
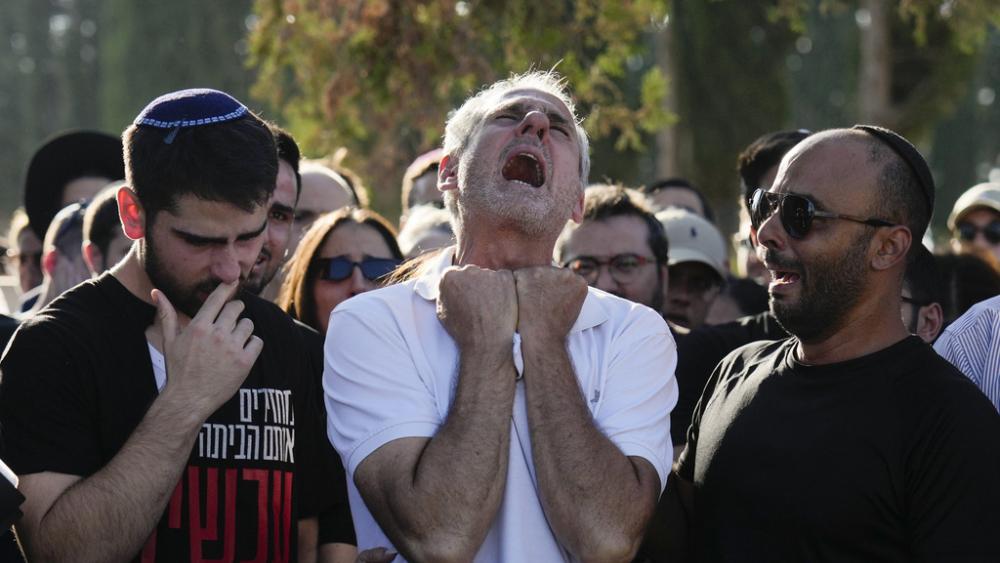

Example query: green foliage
[770,0,1000,52]
[249,0,671,219]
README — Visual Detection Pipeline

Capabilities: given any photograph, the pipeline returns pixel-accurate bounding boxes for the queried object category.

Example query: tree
[248,0,672,220]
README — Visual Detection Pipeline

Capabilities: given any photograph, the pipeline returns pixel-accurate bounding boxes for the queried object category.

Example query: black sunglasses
[315,256,401,282]
[956,221,1000,245]
[750,188,895,240]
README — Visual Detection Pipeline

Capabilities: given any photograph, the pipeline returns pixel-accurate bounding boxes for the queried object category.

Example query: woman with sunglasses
[278,207,403,334]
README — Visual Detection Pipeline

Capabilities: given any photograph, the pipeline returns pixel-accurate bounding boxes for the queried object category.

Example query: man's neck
[454,226,559,270]
[111,252,155,307]
[794,290,909,365]
[112,252,195,336]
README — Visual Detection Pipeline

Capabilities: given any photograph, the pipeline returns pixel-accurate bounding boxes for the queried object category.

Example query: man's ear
[81,241,102,277]
[438,154,459,192]
[42,249,57,276]
[117,186,146,240]
[872,225,911,271]
[916,302,944,344]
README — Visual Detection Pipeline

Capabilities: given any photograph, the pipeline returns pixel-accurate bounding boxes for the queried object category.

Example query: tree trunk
[858,0,894,125]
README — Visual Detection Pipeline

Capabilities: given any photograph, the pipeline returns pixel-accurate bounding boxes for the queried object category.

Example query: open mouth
[770,270,801,286]
[502,150,545,187]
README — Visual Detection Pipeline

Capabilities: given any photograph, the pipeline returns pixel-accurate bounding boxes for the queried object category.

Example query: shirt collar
[413,246,608,333]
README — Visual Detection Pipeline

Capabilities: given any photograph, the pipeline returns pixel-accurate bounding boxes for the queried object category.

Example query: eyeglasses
[750,188,895,240]
[956,221,1000,244]
[314,256,401,282]
[563,253,657,284]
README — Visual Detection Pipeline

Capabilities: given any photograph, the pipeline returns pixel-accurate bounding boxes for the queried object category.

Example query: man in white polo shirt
[324,71,678,562]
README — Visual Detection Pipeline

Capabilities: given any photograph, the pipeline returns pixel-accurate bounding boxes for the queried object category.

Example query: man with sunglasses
[324,71,677,562]
[660,126,1000,561]
[948,182,1000,263]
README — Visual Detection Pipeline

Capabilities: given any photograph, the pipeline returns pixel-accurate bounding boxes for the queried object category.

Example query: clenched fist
[437,266,518,353]
[513,266,588,343]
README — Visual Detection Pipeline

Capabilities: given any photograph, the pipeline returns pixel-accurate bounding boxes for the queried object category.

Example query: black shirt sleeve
[292,322,356,546]
[0,320,101,476]
[902,367,1000,560]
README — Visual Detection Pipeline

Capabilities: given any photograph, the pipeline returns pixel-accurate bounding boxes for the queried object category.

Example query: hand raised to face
[152,281,262,415]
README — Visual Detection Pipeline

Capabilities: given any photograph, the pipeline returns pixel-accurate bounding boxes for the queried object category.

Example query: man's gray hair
[442,70,591,192]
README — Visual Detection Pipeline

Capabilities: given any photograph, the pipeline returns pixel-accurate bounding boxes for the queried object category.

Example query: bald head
[292,163,357,248]
[776,128,929,244]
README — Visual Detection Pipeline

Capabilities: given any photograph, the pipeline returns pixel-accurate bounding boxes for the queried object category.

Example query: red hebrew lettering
[241,468,269,563]
[187,467,237,562]
[271,471,294,563]
[140,472,186,562]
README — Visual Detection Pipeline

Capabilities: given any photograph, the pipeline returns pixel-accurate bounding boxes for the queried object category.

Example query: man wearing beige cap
[948,182,1000,262]
[657,208,728,329]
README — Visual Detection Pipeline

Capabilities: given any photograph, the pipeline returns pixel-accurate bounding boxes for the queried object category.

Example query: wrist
[155,384,217,427]
[518,328,567,351]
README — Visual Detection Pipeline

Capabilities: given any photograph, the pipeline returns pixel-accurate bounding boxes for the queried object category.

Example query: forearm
[523,338,658,562]
[25,391,207,563]
[380,349,516,560]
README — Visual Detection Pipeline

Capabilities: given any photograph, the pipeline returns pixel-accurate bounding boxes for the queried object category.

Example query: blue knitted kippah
[134,88,248,143]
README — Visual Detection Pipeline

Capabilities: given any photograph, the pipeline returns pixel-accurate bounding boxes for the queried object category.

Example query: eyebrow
[271,202,295,216]
[172,220,268,245]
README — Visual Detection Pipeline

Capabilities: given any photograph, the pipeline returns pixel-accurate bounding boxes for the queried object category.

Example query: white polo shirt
[324,247,678,561]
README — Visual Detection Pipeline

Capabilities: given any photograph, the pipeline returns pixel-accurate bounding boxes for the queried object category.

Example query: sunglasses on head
[314,256,401,282]
[956,221,1000,245]
[749,188,895,240]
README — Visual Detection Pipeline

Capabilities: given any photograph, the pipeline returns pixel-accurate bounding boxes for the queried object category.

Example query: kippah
[852,124,935,219]
[134,88,249,143]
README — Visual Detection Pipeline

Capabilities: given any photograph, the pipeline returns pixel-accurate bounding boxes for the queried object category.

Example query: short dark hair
[271,124,301,197]
[737,129,811,201]
[83,183,124,257]
[123,113,277,220]
[934,251,1000,326]
[559,184,669,266]
[903,244,941,306]
[642,178,715,223]
[864,136,931,243]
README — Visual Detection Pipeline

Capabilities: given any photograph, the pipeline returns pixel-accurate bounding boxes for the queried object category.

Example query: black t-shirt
[677,336,1000,562]
[671,311,787,444]
[294,321,356,547]
[0,273,341,562]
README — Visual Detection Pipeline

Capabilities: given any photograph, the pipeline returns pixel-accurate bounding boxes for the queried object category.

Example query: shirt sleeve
[904,371,1000,560]
[0,321,101,476]
[594,307,678,492]
[323,298,442,477]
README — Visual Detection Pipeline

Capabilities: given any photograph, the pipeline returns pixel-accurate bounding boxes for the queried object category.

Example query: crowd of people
[0,70,997,562]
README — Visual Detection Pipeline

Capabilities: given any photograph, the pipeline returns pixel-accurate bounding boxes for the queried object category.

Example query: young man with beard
[324,72,678,561]
[245,125,300,300]
[0,89,336,562]
[662,126,1000,561]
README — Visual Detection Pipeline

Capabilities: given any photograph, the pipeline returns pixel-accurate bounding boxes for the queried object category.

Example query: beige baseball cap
[656,208,728,280]
[947,182,1000,231]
